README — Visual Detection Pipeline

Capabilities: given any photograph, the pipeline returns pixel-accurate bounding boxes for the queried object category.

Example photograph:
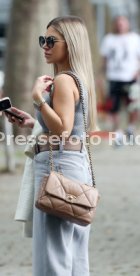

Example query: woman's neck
[56,61,71,73]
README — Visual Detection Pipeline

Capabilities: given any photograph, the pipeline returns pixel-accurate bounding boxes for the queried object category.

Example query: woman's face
[43,26,68,65]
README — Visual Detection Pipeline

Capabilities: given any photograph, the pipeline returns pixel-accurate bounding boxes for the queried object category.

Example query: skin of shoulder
[52,74,76,135]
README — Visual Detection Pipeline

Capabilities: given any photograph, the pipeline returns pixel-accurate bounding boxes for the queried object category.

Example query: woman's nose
[43,44,48,50]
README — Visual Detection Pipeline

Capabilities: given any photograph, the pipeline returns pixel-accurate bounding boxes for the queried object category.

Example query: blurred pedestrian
[0,71,4,116]
[100,15,140,144]
[5,16,98,276]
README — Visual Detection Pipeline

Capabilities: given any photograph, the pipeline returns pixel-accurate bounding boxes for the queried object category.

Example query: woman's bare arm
[39,74,75,136]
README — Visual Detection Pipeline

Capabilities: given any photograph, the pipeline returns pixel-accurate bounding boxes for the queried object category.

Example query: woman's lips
[44,53,51,58]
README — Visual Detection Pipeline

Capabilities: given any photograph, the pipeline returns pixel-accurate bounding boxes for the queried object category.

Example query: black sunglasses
[39,36,65,49]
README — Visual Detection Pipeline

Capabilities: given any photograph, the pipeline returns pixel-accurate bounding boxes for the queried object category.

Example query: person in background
[0,71,4,116]
[100,15,140,144]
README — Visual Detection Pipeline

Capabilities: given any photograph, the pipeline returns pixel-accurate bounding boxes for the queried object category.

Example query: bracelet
[33,98,46,111]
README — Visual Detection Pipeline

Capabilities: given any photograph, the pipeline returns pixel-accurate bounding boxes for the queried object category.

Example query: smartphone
[0,97,24,122]
[4,109,24,122]
[0,97,11,111]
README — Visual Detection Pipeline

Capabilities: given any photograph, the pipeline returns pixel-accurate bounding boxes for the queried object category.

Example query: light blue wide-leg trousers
[33,148,92,276]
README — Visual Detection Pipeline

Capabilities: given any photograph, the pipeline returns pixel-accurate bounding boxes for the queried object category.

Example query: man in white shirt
[100,16,140,144]
[0,71,4,116]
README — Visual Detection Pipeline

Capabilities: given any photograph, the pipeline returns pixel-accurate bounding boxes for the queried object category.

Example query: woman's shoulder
[53,73,78,94]
[53,72,80,103]
[54,73,76,86]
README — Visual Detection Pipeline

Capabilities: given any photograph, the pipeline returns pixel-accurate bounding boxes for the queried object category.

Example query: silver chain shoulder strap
[49,71,96,187]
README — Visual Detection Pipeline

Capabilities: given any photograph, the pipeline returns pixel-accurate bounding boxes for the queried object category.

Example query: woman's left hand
[32,75,53,101]
[4,107,35,129]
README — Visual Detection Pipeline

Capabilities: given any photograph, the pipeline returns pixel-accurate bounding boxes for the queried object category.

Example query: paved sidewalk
[0,143,140,276]
[90,143,140,276]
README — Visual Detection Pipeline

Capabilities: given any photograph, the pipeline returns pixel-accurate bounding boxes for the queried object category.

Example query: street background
[0,0,140,275]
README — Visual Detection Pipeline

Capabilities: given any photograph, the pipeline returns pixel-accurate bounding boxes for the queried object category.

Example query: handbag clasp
[66,194,76,202]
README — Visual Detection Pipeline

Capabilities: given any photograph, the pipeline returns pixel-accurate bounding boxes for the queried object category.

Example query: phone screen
[0,97,11,111]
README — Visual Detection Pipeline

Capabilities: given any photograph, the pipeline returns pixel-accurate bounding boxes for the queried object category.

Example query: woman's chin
[45,59,52,64]
[45,57,52,64]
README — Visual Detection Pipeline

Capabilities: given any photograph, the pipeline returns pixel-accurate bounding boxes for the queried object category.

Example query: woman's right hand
[32,75,53,102]
[4,107,35,129]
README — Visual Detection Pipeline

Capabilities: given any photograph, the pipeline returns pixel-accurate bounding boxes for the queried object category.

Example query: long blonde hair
[47,16,98,131]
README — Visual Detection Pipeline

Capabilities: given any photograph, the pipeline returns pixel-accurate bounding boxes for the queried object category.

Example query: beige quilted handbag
[35,71,100,226]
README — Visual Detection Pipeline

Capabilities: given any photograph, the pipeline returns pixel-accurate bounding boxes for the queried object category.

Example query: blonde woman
[6,16,97,276]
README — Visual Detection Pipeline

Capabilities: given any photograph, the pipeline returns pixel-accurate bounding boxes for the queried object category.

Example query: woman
[7,16,97,276]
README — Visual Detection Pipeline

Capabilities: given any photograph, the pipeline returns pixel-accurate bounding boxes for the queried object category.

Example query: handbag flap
[45,171,99,208]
